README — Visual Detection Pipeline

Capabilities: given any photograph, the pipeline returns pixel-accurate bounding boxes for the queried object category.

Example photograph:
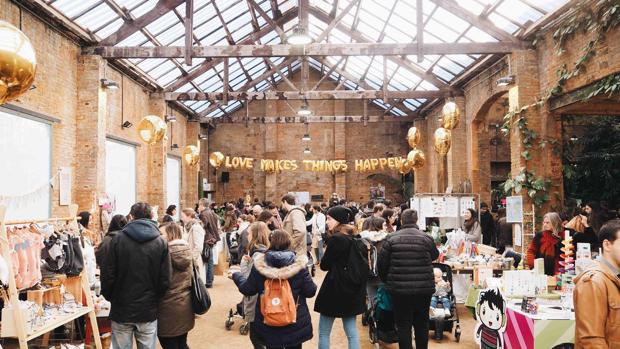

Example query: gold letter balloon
[183,145,200,166]
[407,149,426,170]
[441,101,460,130]
[434,127,452,156]
[0,21,37,105]
[137,115,167,145]
[209,151,225,168]
[406,127,421,148]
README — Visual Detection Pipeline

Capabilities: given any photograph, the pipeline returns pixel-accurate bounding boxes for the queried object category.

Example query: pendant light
[287,25,313,45]
[302,122,311,141]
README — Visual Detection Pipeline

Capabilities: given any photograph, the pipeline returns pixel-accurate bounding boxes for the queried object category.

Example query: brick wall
[1,0,196,224]
[204,71,410,204]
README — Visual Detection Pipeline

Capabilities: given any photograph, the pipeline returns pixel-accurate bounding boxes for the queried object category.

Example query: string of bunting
[0,170,59,210]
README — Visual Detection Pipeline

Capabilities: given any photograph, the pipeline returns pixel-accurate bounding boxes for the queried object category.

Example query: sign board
[459,196,476,216]
[290,191,310,205]
[507,196,524,223]
[59,167,72,206]
[514,223,522,247]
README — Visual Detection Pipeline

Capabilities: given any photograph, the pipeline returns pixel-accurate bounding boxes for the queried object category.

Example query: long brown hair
[269,229,291,251]
[248,221,270,253]
[163,222,183,241]
[464,208,478,232]
[222,210,238,232]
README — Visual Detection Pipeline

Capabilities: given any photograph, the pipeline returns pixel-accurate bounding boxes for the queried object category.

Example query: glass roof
[45,0,568,117]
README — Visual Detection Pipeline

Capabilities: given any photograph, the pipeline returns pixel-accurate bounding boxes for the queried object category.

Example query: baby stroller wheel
[455,325,461,342]
[225,319,234,331]
[239,323,250,335]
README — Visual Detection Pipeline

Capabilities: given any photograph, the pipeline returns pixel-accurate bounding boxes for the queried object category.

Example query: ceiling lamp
[298,103,312,116]
[287,25,313,45]
[304,147,311,154]
[199,133,208,140]
[302,122,311,141]
[0,20,37,104]
[165,114,177,123]
[101,78,119,90]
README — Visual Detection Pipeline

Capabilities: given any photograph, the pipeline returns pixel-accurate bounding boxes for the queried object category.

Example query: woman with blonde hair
[157,223,195,349]
[181,208,207,284]
[526,212,563,276]
[240,221,271,349]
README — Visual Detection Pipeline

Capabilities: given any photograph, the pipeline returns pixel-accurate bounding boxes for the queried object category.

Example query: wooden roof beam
[212,114,417,124]
[156,89,459,101]
[85,41,531,58]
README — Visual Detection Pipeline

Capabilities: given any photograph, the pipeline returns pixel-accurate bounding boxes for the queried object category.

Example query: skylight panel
[278,0,295,13]
[436,56,466,76]
[52,0,99,19]
[355,20,381,42]
[148,60,176,77]
[487,13,520,34]
[221,1,249,23]
[156,23,185,45]
[145,11,178,34]
[137,58,168,72]
[496,0,542,24]
[157,68,182,86]
[117,31,148,46]
[464,26,497,42]
[362,1,391,19]
[328,28,350,44]
[74,3,117,31]
[312,0,332,14]
[207,109,224,118]
[194,70,217,86]
[388,13,417,38]
[424,17,461,43]
[432,65,455,82]
[223,101,242,114]
[95,18,124,39]
[419,80,439,91]
[130,0,158,18]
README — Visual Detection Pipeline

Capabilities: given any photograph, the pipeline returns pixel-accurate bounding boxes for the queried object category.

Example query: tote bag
[191,260,211,315]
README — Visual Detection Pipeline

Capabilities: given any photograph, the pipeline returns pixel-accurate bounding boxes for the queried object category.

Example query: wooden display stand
[0,204,102,349]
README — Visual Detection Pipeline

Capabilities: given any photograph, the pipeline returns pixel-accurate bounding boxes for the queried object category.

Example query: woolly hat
[327,205,353,225]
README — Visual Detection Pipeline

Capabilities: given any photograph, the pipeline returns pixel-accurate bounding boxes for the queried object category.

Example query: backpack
[261,278,297,326]
[361,238,378,278]
[334,238,370,295]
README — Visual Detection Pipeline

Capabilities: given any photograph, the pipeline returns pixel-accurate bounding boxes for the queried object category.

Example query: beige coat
[283,207,307,256]
[157,240,195,337]
[185,220,206,282]
[574,259,620,348]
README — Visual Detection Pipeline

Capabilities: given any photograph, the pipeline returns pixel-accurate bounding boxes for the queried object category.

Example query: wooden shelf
[25,307,91,342]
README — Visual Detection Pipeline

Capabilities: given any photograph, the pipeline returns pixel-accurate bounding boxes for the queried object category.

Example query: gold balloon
[137,115,167,144]
[183,145,200,166]
[407,148,426,170]
[0,21,37,105]
[209,151,225,168]
[406,127,421,148]
[434,127,452,155]
[399,160,412,175]
[441,101,460,130]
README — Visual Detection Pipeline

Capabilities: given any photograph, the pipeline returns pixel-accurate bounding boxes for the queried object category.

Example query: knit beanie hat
[327,205,353,225]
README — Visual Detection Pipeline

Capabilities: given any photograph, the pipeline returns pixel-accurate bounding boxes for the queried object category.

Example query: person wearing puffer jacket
[157,223,195,349]
[233,230,317,349]
[240,221,270,349]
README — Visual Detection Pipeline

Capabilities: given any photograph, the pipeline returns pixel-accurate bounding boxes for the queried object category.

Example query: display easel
[0,204,102,349]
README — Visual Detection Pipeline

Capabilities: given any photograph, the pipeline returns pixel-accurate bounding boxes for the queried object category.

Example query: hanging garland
[499,0,620,210]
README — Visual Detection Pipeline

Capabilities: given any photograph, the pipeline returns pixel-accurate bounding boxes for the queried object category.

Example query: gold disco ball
[0,21,37,105]
[441,101,460,130]
[398,160,412,175]
[406,127,421,148]
[183,145,200,166]
[434,127,452,156]
[209,151,225,168]
[407,148,426,170]
[137,115,167,144]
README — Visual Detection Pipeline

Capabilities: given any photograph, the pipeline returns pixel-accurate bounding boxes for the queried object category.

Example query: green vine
[497,0,620,210]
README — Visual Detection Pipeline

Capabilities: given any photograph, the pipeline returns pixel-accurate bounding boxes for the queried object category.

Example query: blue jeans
[318,314,360,349]
[112,320,158,349]
[431,295,451,309]
[205,246,214,287]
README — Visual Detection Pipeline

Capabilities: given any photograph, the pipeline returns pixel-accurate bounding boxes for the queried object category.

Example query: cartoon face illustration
[479,302,503,330]
[477,288,506,331]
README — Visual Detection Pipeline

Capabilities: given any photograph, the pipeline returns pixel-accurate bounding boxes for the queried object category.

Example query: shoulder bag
[191,260,211,315]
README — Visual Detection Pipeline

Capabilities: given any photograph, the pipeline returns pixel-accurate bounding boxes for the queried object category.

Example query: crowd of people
[90,193,620,349]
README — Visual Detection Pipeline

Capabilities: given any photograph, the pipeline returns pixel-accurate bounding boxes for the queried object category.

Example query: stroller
[366,286,398,349]
[225,300,249,335]
[226,229,241,266]
[429,262,461,342]
[307,231,316,277]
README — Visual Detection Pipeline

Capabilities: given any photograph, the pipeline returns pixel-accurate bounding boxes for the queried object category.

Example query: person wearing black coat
[314,206,366,349]
[233,230,317,349]
[377,209,439,349]
[100,202,171,349]
[480,202,496,246]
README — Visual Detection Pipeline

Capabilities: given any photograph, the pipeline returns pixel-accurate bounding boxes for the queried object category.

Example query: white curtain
[105,139,136,217]
[0,110,51,220]
[166,156,181,219]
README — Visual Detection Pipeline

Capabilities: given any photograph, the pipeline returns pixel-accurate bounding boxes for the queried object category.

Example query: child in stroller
[226,229,241,266]
[429,263,461,342]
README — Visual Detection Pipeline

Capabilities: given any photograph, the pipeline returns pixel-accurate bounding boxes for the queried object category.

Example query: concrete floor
[188,269,479,349]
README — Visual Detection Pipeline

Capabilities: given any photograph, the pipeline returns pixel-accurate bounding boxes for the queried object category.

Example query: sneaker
[444,309,451,317]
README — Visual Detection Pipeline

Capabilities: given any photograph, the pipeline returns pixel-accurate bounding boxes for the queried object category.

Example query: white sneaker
[444,309,451,317]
